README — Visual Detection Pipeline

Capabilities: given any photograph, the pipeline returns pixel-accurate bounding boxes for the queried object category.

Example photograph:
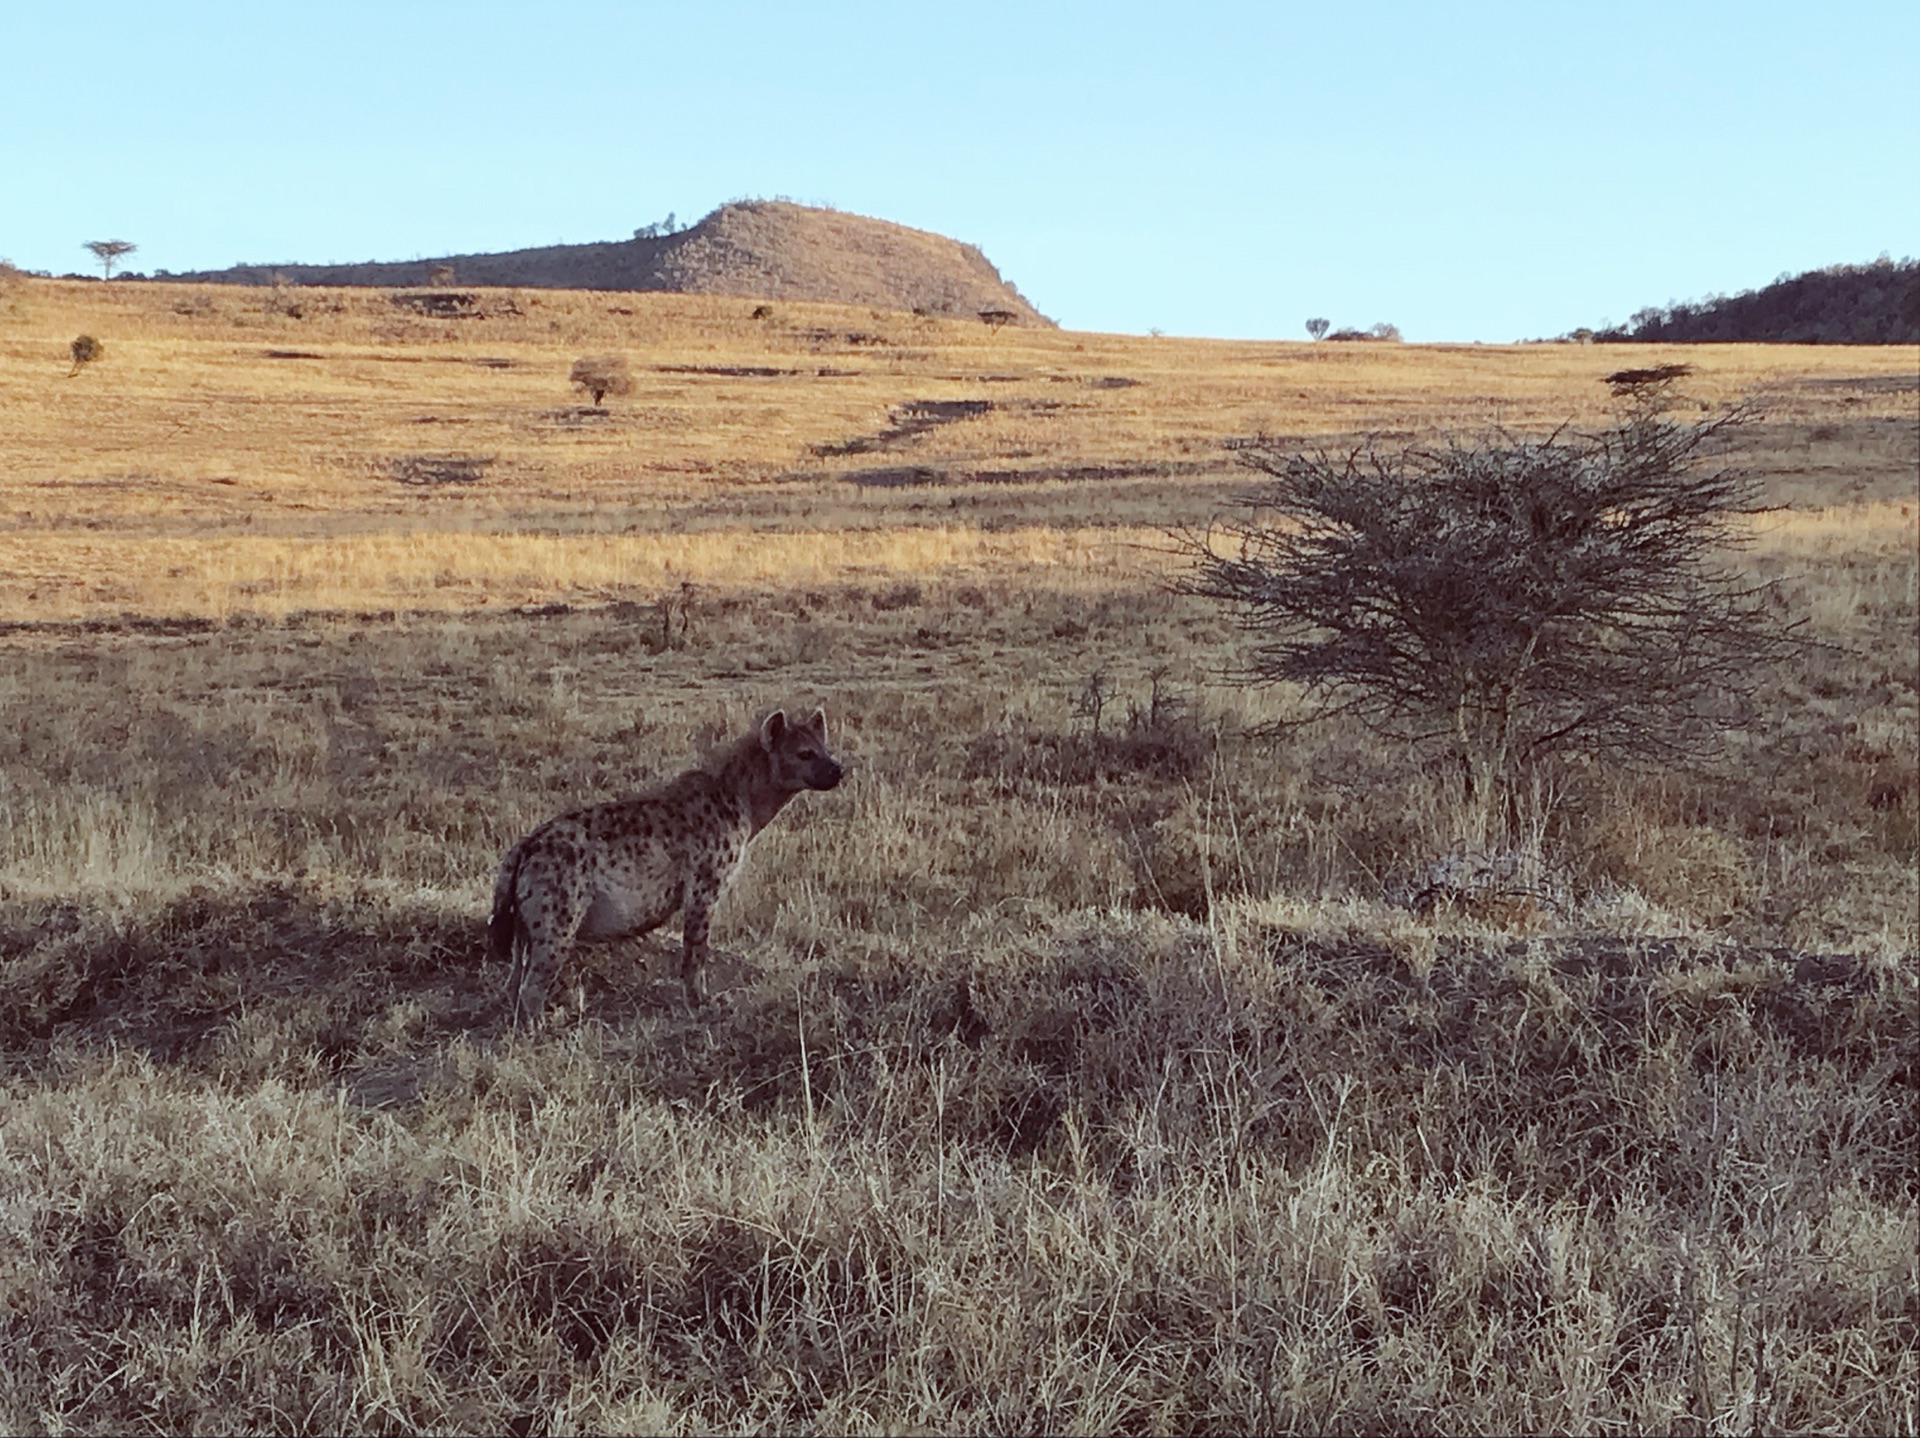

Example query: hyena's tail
[489,836,530,972]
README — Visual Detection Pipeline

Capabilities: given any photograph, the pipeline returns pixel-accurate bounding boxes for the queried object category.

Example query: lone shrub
[265,273,305,319]
[68,335,103,376]
[1178,385,1799,840]
[1605,361,1693,395]
[569,355,633,408]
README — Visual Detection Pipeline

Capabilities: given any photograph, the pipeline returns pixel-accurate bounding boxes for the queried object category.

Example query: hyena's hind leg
[506,852,591,1028]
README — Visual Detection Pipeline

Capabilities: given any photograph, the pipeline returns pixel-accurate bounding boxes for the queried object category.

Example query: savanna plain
[1,274,1916,1433]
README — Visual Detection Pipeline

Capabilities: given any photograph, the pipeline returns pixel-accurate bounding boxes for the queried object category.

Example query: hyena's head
[761,707,843,792]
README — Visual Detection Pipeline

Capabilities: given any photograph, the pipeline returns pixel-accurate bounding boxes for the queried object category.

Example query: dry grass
[1,275,1915,1432]
[0,524,1155,622]
[4,277,1914,619]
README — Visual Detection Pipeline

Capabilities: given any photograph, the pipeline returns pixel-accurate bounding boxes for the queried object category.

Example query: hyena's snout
[812,756,844,790]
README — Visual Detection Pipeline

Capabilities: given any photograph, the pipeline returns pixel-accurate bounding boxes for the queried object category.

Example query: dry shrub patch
[1591,814,1756,925]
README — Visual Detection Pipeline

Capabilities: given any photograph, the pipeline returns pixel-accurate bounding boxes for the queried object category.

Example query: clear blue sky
[4,0,1914,340]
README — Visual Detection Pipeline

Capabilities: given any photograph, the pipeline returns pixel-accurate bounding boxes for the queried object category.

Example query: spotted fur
[490,707,843,1022]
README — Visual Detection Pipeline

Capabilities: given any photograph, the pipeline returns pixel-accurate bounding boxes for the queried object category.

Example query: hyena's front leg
[680,870,720,1006]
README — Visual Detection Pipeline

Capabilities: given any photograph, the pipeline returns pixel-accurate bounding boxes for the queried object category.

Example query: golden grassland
[0,274,1915,1432]
[2,276,1915,618]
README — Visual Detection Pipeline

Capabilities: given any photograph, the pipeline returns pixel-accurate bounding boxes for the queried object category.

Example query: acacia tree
[1177,381,1799,838]
[569,355,633,408]
[84,239,136,279]
[1305,317,1330,339]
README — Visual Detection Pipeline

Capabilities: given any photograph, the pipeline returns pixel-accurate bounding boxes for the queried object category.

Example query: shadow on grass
[3,883,1913,1194]
[0,883,503,1072]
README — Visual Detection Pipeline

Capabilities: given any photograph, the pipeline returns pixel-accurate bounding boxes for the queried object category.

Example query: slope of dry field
[3,276,1913,619]
[1,275,1915,1433]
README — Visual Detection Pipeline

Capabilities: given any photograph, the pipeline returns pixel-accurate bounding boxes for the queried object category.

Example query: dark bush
[1178,387,1802,836]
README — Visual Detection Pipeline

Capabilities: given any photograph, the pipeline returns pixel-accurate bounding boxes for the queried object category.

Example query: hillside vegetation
[1598,256,1920,344]
[0,273,1915,1431]
[156,201,1052,325]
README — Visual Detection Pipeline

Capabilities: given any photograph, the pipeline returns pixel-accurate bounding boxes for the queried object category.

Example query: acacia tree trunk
[1450,670,1532,849]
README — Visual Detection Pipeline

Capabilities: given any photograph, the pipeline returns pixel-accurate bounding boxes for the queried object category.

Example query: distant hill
[159,200,1053,325]
[1592,257,1919,344]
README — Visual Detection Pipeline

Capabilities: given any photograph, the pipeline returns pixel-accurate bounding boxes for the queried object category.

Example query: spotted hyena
[489,707,843,1023]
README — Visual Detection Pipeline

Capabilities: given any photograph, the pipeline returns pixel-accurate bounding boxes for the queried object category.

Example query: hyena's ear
[806,706,828,740]
[760,709,788,751]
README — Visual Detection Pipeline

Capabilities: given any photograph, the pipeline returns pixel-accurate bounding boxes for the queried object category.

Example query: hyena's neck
[712,739,798,835]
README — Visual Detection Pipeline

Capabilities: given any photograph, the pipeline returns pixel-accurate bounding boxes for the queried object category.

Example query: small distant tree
[428,264,456,287]
[978,308,1018,330]
[68,334,104,376]
[1177,386,1800,841]
[84,239,137,279]
[1368,322,1402,341]
[1073,669,1115,739]
[1305,317,1330,340]
[570,354,633,407]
